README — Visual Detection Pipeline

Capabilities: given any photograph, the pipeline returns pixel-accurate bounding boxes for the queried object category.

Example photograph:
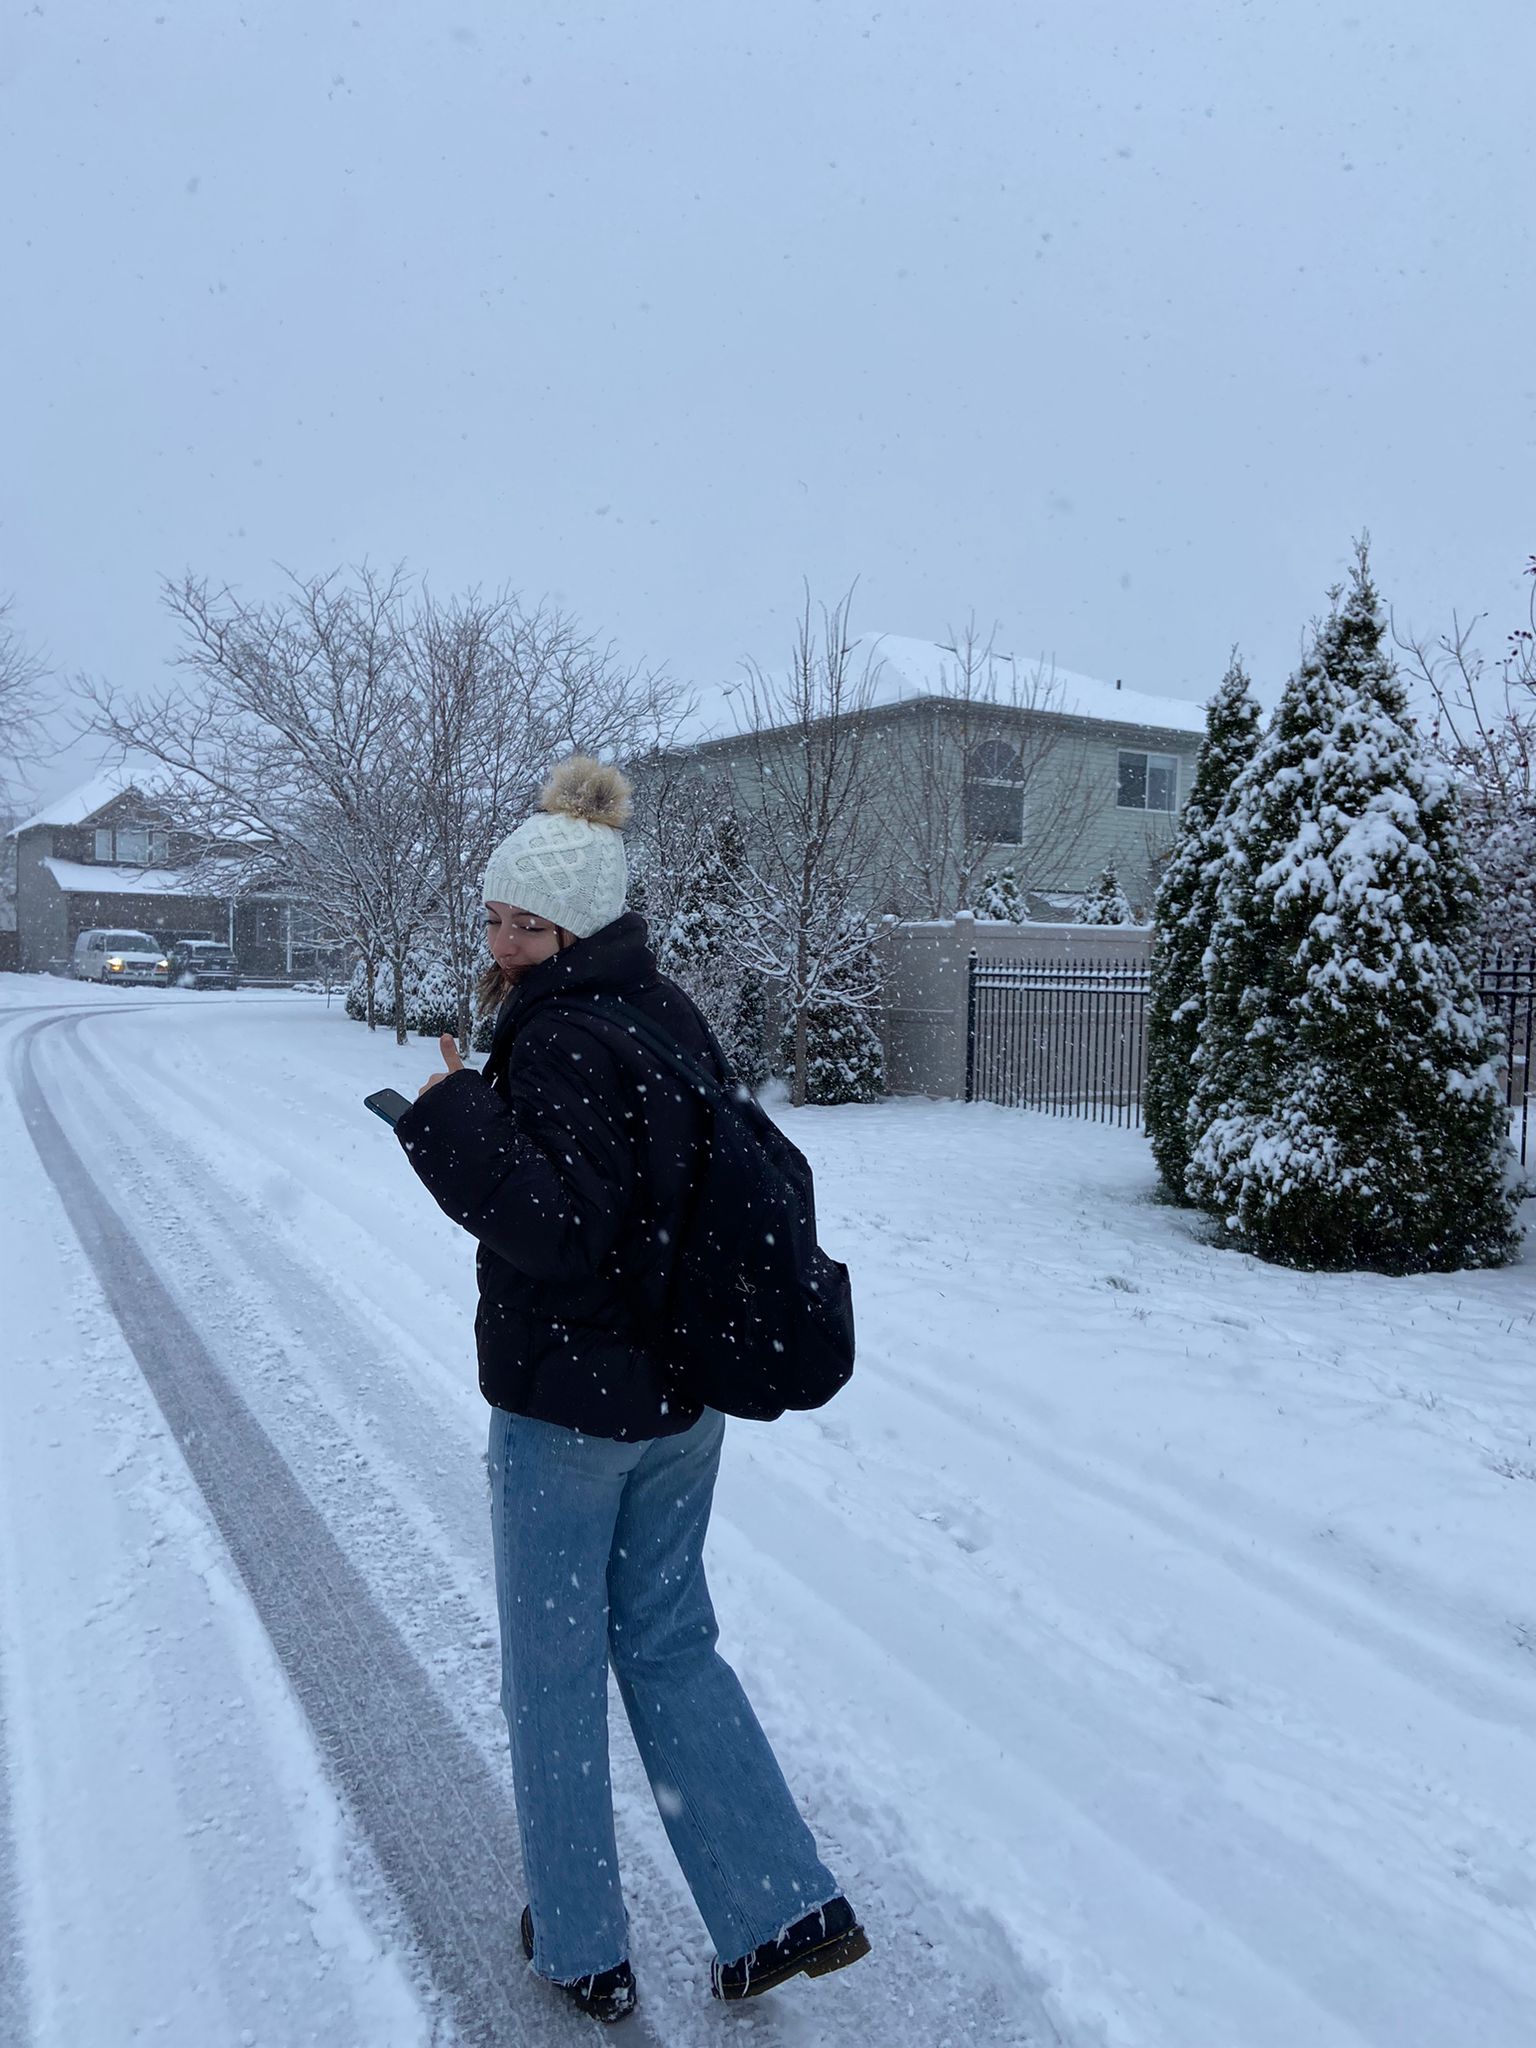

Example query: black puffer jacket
[394,913,723,1440]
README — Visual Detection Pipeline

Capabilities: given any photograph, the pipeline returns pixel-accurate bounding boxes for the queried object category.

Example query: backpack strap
[544,994,736,1105]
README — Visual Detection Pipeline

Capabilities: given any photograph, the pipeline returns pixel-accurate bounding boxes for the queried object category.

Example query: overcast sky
[3,0,1533,811]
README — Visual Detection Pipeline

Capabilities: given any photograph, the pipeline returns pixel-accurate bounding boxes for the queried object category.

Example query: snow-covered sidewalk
[2,979,1533,2047]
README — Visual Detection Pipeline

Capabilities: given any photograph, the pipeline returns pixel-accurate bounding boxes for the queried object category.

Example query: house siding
[11,783,312,977]
[14,827,69,972]
[640,696,1201,920]
[12,825,235,973]
[1064,724,1194,910]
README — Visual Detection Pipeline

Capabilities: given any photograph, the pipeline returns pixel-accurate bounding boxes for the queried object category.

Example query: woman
[395,757,868,2025]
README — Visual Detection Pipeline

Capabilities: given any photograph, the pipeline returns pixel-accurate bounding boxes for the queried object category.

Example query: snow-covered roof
[40,857,237,900]
[856,635,1206,735]
[9,761,175,837]
[694,633,1207,744]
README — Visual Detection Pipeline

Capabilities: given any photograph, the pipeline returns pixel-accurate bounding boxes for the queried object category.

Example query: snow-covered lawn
[1,977,1533,2047]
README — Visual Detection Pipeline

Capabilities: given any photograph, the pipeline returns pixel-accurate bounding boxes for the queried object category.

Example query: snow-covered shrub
[344,958,371,1021]
[344,956,399,1024]
[730,969,771,1088]
[404,957,458,1037]
[1076,865,1135,926]
[1469,804,1536,954]
[343,949,458,1036]
[972,868,1027,922]
[1144,656,1264,1199]
[777,988,885,1105]
[1186,544,1521,1273]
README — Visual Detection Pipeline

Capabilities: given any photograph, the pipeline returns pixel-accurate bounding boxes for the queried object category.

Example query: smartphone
[364,1087,414,1128]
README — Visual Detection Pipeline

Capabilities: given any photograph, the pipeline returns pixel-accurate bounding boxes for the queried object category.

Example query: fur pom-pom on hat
[481,753,631,939]
[539,755,633,832]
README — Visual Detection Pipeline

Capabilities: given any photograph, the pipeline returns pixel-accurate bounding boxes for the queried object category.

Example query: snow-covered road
[2,980,1533,2047]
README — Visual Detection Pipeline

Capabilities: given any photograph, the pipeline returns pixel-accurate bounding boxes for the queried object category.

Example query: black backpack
[548,995,856,1422]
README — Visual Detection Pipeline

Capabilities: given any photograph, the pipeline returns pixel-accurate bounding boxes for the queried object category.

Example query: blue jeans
[487,1405,839,1983]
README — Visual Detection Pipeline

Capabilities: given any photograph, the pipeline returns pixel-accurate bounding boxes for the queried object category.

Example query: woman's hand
[417,1034,466,1098]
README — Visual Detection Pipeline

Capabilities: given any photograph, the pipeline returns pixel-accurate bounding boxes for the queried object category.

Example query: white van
[72,928,171,985]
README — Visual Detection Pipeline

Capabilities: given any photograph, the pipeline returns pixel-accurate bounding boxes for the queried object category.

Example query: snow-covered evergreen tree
[777,978,885,1104]
[344,956,407,1026]
[1144,654,1264,1198]
[657,812,772,1084]
[1076,863,1135,926]
[344,945,457,1035]
[730,969,770,1088]
[658,820,732,988]
[972,868,1028,922]
[404,957,458,1036]
[1186,544,1521,1273]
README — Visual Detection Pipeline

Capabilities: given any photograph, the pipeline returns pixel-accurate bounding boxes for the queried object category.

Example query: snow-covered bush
[778,988,885,1105]
[344,949,458,1036]
[730,969,771,1089]
[972,868,1027,922]
[344,957,372,1021]
[1186,544,1521,1273]
[1076,864,1135,926]
[345,956,402,1025]
[1144,656,1264,1199]
[404,958,458,1037]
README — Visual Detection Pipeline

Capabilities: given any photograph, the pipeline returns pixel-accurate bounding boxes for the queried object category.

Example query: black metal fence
[1481,952,1534,1169]
[965,949,1534,1167]
[965,955,1150,1125]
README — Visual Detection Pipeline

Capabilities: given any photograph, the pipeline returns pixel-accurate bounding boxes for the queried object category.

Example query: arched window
[965,740,1025,845]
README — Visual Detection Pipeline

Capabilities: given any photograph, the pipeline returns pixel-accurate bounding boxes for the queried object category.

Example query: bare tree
[0,598,48,804]
[879,617,1096,917]
[401,589,689,1043]
[399,587,534,1044]
[80,565,441,1041]
[1395,556,1536,952]
[83,567,690,1042]
[730,588,887,1106]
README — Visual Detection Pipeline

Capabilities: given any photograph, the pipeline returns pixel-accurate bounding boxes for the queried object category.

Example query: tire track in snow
[723,1440,1536,2048]
[13,1013,660,2048]
[863,1339,1536,1731]
[46,1003,1054,2046]
[0,1668,27,2048]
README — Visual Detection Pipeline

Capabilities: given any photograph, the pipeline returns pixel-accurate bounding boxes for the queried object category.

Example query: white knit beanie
[481,756,632,939]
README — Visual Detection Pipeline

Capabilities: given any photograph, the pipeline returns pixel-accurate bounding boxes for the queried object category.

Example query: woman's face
[485,901,565,975]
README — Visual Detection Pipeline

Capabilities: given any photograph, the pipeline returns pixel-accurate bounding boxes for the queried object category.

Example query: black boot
[710,1895,871,2001]
[521,1904,638,2025]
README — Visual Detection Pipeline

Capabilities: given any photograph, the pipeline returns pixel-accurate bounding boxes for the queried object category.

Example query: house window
[94,828,113,861]
[149,829,170,865]
[115,826,150,863]
[965,740,1026,844]
[1117,750,1178,813]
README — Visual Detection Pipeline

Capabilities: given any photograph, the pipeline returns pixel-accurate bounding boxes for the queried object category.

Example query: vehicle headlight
[107,957,124,971]
[157,958,170,970]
